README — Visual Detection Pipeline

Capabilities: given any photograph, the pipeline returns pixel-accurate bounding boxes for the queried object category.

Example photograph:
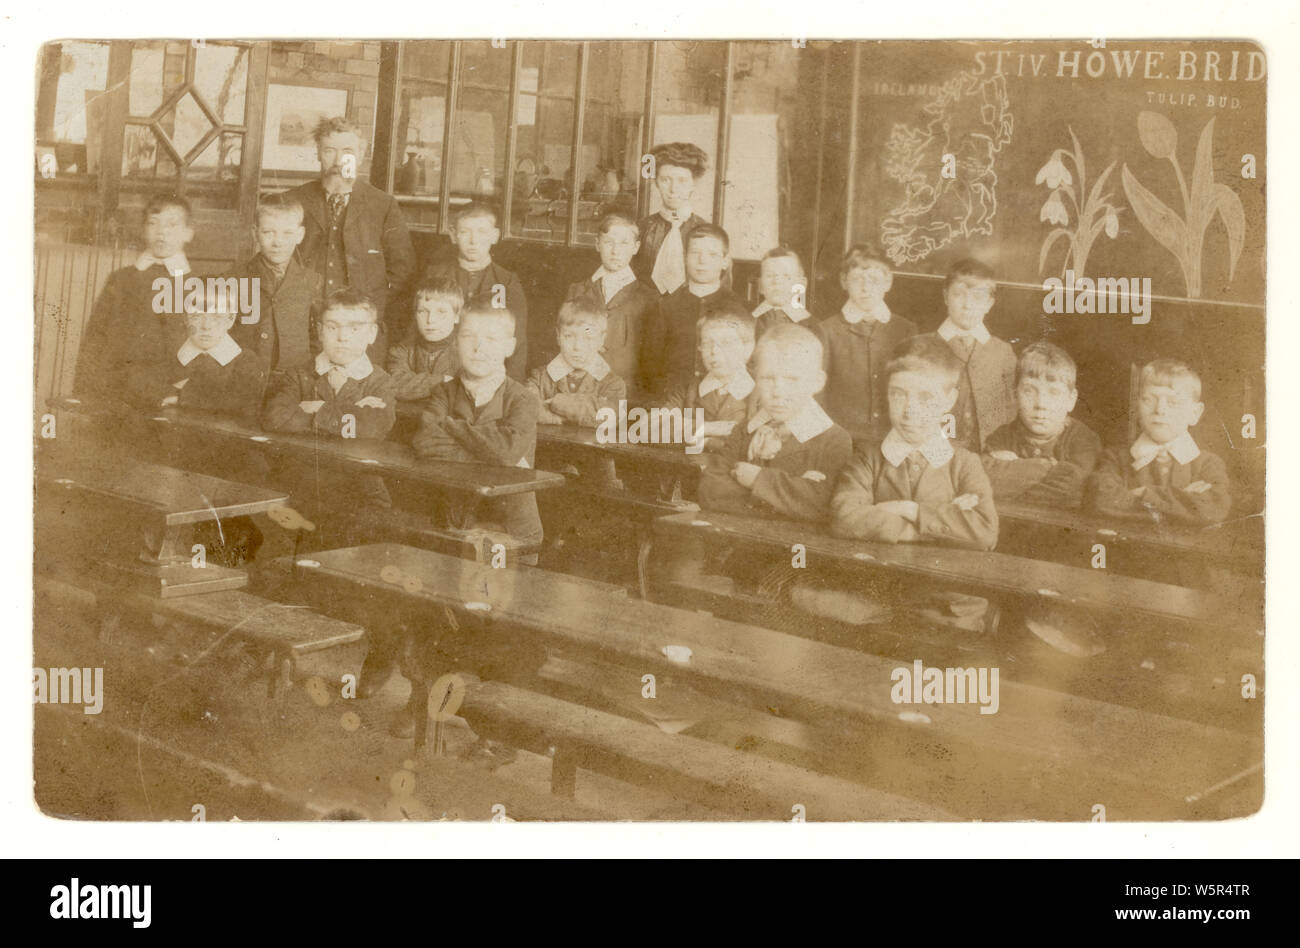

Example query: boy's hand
[160,395,179,407]
[732,462,762,488]
[355,395,388,409]
[299,400,325,414]
[989,450,1019,461]
[875,500,919,522]
[747,426,784,462]
[172,378,189,390]
[1184,480,1214,494]
[801,469,827,482]
[952,493,980,511]
[537,405,566,425]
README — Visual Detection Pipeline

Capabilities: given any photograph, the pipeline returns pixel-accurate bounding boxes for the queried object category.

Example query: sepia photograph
[31,35,1266,827]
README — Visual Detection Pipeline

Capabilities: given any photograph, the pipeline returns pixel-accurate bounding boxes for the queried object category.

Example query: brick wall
[263,40,383,188]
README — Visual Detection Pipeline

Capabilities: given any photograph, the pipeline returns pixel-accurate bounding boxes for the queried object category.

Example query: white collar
[937,319,991,345]
[460,372,506,408]
[1131,431,1200,469]
[699,369,754,401]
[746,399,835,443]
[688,281,720,299]
[881,428,954,468]
[753,301,811,323]
[592,266,637,300]
[178,334,241,367]
[136,251,189,273]
[841,301,891,325]
[546,352,610,383]
[315,351,373,381]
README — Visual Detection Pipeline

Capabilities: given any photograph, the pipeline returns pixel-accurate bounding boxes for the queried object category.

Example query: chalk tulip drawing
[1036,128,1124,280]
[1120,111,1245,299]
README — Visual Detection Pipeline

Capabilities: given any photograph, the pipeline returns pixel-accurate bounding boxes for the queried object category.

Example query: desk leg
[637,534,653,601]
[411,679,431,751]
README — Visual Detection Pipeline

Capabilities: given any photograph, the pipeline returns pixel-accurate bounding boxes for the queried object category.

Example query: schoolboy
[423,203,529,379]
[830,335,998,550]
[981,341,1102,508]
[412,304,543,549]
[387,275,463,403]
[639,223,746,398]
[262,288,396,439]
[698,325,852,522]
[1089,360,1231,525]
[920,257,1017,452]
[633,141,711,295]
[76,193,194,403]
[662,309,756,451]
[131,289,266,423]
[752,247,814,340]
[814,245,919,444]
[563,212,658,390]
[528,300,627,428]
[228,194,323,371]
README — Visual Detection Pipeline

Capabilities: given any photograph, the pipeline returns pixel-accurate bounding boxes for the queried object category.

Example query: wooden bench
[274,542,1261,819]
[37,446,288,598]
[460,679,954,820]
[35,571,364,698]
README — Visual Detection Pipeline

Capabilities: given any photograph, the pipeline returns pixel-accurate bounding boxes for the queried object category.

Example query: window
[449,41,511,209]
[393,40,452,229]
[35,41,111,177]
[508,41,579,243]
[120,40,251,194]
[574,42,648,245]
[380,39,805,259]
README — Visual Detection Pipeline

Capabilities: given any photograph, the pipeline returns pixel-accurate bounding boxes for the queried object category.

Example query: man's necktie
[651,216,686,294]
[953,336,977,361]
[328,193,347,227]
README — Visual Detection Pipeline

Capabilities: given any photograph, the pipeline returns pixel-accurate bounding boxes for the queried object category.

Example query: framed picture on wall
[261,83,350,174]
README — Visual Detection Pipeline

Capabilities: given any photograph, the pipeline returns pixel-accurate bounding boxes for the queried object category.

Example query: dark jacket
[814,311,919,443]
[699,418,853,523]
[75,263,184,403]
[282,179,415,334]
[640,285,748,399]
[1088,442,1232,525]
[227,254,322,372]
[412,376,543,544]
[982,417,1102,508]
[564,275,658,391]
[423,259,529,380]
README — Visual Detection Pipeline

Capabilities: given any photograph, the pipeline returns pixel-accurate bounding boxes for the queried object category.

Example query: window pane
[193,43,249,126]
[574,41,647,245]
[128,40,186,118]
[650,40,724,223]
[36,40,110,176]
[188,131,242,182]
[167,91,216,161]
[723,41,800,260]
[510,42,578,242]
[449,42,509,220]
[394,41,451,229]
[459,39,512,91]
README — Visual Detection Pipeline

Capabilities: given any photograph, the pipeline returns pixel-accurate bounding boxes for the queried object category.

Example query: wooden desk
[37,448,287,597]
[147,409,566,499]
[652,510,1244,631]
[280,543,1261,819]
[997,500,1264,578]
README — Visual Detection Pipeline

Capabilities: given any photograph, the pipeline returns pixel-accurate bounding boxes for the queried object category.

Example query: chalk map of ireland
[881,71,1014,264]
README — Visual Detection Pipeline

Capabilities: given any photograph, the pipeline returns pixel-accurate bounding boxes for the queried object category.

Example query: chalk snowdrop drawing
[1036,128,1123,280]
[1120,111,1245,299]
